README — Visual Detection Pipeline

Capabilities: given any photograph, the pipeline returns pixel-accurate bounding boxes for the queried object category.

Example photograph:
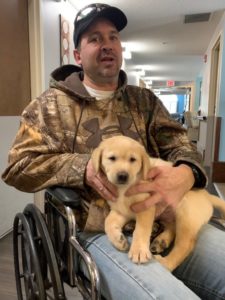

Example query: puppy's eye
[108,156,116,161]
[129,157,136,163]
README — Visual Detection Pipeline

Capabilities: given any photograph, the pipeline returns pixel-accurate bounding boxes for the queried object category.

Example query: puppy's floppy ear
[141,148,151,180]
[91,146,103,174]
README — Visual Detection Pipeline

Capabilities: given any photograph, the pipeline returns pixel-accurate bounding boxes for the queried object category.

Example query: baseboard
[0,228,13,240]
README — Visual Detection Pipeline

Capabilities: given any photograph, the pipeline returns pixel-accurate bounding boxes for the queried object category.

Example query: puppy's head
[91,136,150,187]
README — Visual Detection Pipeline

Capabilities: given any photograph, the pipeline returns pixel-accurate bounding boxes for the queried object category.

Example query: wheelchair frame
[13,187,101,300]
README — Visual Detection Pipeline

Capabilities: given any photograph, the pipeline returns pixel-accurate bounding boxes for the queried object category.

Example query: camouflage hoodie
[2,64,207,231]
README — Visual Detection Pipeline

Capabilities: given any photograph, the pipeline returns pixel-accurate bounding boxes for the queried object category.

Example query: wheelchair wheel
[13,204,66,300]
[13,212,46,299]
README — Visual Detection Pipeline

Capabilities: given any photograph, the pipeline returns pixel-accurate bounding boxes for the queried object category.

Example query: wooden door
[0,0,31,115]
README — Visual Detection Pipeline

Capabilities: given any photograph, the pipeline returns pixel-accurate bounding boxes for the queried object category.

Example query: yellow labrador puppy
[91,135,225,271]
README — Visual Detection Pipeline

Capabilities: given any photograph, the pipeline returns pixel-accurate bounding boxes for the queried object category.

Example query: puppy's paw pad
[151,239,167,254]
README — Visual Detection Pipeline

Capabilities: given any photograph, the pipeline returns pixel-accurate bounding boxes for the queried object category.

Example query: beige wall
[0,117,32,237]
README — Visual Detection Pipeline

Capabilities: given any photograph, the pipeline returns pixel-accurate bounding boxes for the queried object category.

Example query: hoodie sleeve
[1,92,90,193]
[148,97,207,187]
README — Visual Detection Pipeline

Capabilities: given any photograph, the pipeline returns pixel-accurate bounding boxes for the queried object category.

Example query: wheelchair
[13,186,102,300]
[13,185,225,300]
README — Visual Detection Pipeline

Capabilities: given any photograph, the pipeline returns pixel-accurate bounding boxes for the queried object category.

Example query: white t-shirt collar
[83,83,115,100]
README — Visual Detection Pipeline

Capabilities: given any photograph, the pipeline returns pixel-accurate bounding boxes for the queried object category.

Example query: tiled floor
[0,232,17,300]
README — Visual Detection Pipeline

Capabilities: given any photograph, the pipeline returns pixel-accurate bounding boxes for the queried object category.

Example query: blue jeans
[79,224,225,300]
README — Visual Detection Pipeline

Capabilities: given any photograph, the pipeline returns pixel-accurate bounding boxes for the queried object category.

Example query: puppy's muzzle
[116,171,129,184]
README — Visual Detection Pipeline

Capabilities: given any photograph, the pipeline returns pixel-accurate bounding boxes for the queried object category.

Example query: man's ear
[73,49,82,65]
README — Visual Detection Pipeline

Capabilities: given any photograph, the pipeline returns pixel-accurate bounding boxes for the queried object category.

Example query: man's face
[74,18,123,87]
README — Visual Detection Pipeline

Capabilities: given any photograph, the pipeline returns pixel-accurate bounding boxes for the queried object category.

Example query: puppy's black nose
[117,171,129,184]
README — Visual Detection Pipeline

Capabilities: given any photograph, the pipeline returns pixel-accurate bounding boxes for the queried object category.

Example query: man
[2,3,225,299]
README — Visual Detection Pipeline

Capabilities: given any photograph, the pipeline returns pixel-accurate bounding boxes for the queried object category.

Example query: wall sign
[60,15,70,65]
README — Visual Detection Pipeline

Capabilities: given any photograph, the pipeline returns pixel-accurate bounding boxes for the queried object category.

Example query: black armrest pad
[46,186,82,208]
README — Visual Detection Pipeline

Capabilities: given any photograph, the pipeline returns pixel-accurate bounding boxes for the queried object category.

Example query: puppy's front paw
[128,245,152,264]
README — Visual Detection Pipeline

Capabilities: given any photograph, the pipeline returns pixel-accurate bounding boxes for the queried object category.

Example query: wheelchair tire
[13,204,66,300]
[13,212,46,300]
[23,203,66,299]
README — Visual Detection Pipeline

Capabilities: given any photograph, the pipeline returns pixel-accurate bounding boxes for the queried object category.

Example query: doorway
[204,37,221,168]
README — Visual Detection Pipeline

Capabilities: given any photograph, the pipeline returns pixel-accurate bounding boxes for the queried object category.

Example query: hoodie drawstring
[72,99,86,152]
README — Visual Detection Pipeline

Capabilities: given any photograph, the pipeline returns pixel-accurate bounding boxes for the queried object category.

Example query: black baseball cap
[73,3,127,48]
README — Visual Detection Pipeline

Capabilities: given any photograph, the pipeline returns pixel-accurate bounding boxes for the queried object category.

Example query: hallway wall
[0,0,77,237]
[42,0,77,89]
[0,118,32,237]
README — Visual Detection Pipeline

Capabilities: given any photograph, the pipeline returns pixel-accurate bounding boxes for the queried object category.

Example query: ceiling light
[122,46,132,60]
[136,69,145,77]
[145,80,153,85]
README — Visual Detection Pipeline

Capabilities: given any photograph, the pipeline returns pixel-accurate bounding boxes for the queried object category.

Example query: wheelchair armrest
[46,186,82,208]
[210,216,225,231]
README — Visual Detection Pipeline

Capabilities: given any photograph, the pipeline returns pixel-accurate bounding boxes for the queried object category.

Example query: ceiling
[70,0,225,89]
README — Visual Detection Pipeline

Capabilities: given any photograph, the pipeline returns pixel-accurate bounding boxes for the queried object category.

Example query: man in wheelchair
[2,3,225,299]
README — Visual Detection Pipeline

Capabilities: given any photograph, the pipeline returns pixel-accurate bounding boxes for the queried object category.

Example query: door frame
[204,36,222,167]
[208,36,221,117]
[28,0,45,98]
[28,0,45,208]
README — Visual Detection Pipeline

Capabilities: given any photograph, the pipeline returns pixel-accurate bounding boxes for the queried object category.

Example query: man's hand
[85,159,118,201]
[126,164,195,213]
